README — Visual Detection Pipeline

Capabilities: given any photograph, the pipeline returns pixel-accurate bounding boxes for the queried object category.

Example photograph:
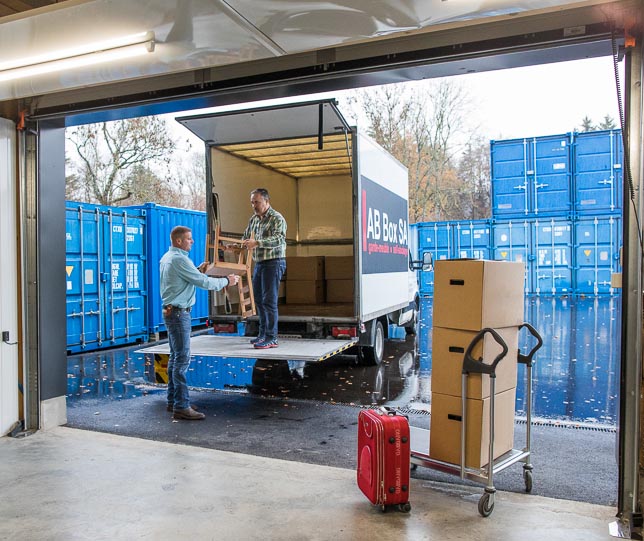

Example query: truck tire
[404,296,419,336]
[358,320,385,366]
[405,306,418,336]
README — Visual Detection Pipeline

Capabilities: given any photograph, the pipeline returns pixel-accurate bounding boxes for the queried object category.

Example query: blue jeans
[164,309,192,410]
[252,258,286,341]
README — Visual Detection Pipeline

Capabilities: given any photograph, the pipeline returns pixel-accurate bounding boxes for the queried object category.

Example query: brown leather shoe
[173,407,205,420]
[167,404,198,412]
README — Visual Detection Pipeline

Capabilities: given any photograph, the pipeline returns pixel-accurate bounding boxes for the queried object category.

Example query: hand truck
[409,322,543,517]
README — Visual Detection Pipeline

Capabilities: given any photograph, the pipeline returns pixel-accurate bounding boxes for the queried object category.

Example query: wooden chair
[204,226,256,318]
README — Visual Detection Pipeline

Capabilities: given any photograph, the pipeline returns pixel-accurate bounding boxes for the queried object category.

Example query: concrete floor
[0,427,616,540]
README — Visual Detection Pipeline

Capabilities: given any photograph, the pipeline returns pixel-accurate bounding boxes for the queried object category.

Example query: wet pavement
[67,296,620,426]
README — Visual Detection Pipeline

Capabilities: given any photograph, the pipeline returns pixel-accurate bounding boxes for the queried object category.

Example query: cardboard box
[432,260,525,331]
[324,256,354,280]
[429,388,516,469]
[431,326,519,399]
[286,280,325,304]
[326,279,354,302]
[286,256,325,281]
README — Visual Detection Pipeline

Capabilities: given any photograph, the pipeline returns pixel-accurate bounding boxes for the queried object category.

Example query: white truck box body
[176,99,418,362]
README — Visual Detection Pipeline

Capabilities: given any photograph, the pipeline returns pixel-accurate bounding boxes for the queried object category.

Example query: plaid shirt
[242,206,287,262]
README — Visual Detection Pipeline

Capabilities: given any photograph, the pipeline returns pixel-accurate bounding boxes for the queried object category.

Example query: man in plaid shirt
[242,188,287,349]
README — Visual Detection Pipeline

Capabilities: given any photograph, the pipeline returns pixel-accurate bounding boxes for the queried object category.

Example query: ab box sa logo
[361,175,408,275]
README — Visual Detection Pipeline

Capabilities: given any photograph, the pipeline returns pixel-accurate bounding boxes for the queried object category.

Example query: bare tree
[66,116,176,206]
[457,135,491,219]
[173,151,207,211]
[346,81,472,222]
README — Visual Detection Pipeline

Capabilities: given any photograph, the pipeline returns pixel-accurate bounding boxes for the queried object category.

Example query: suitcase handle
[378,406,397,416]
[461,327,508,377]
[517,322,543,367]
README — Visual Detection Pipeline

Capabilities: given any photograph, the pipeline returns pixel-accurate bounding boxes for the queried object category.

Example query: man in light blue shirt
[160,225,238,420]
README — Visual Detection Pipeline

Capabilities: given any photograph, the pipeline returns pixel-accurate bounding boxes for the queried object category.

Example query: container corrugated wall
[574,214,622,295]
[125,203,209,335]
[66,202,148,353]
[414,221,455,295]
[453,220,492,259]
[415,215,620,296]
[572,129,623,215]
[491,134,573,218]
[532,217,573,295]
[492,219,532,294]
[492,130,622,220]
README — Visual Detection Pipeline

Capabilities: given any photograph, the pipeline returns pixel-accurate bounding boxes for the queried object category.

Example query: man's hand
[197,261,210,274]
[226,274,239,286]
[242,239,259,250]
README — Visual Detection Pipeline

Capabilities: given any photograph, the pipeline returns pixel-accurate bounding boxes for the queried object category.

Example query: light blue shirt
[160,246,228,308]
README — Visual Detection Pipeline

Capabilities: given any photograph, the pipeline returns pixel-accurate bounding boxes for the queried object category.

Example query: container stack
[490,129,623,296]
[428,259,525,468]
[411,129,623,297]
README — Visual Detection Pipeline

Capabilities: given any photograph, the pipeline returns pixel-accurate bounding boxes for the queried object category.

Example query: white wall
[0,117,19,435]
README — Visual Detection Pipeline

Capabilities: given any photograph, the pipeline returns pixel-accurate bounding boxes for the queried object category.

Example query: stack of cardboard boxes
[324,255,354,303]
[284,255,354,304]
[429,259,525,469]
[285,256,325,304]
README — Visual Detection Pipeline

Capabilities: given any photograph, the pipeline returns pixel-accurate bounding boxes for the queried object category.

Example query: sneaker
[173,407,205,420]
[254,338,279,349]
[249,336,265,344]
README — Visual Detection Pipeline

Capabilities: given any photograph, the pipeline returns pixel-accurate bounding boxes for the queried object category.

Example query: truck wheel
[358,321,385,366]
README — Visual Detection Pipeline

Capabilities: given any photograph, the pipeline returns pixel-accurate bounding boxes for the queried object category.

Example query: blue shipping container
[453,220,492,259]
[415,221,455,295]
[533,217,573,295]
[491,134,573,218]
[572,129,623,215]
[492,219,533,294]
[66,202,148,353]
[490,138,530,217]
[574,214,622,295]
[125,203,209,335]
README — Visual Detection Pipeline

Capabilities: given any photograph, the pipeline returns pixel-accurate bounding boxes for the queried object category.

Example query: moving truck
[174,99,420,366]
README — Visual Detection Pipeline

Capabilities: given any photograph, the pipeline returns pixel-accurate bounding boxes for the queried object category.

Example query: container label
[84,269,94,285]
[552,163,566,170]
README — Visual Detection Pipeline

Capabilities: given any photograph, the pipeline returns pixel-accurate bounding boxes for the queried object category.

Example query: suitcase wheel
[398,502,412,513]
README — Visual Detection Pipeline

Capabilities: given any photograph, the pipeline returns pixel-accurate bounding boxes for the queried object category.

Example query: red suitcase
[357,407,411,512]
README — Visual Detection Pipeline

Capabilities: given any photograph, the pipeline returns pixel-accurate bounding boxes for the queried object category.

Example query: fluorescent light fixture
[0,31,155,83]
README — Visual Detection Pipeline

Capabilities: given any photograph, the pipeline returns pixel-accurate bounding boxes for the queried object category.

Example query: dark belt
[164,305,191,312]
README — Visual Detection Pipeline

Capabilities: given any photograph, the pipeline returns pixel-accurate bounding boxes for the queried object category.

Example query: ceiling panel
[0,0,612,103]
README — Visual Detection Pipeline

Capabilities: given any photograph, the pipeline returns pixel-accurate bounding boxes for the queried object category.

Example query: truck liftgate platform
[136,334,358,362]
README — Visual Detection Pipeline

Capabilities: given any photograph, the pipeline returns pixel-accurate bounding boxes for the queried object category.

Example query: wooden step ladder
[204,226,256,318]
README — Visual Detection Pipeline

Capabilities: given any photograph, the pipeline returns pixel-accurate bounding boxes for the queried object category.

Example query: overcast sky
[171,55,623,153]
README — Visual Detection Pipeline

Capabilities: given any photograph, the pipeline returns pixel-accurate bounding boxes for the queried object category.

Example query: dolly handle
[462,328,508,377]
[517,322,543,366]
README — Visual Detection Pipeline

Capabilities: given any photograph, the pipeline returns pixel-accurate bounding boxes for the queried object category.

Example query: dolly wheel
[524,469,533,493]
[478,492,494,517]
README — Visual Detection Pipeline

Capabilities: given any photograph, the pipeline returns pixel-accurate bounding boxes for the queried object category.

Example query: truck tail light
[332,326,357,339]
[212,323,235,334]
